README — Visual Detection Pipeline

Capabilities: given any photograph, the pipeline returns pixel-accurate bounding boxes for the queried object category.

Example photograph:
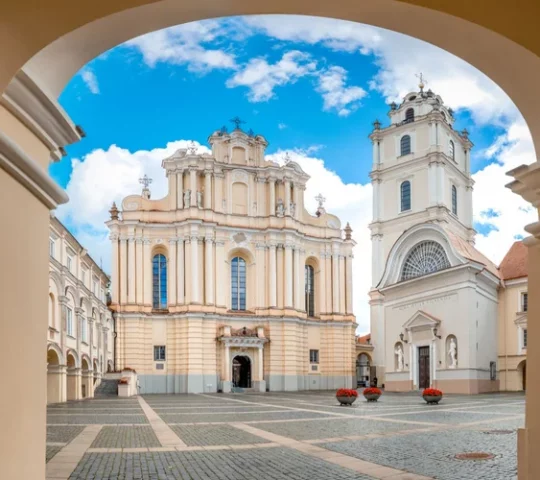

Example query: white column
[110,233,119,304]
[224,344,230,381]
[269,179,276,215]
[345,253,353,314]
[168,239,177,307]
[325,252,332,314]
[136,239,144,304]
[339,254,346,314]
[191,235,200,304]
[319,253,327,314]
[176,169,184,209]
[205,237,215,305]
[143,238,152,307]
[437,163,445,205]
[284,179,291,216]
[293,247,302,310]
[332,252,340,313]
[256,243,266,308]
[372,179,380,221]
[177,238,185,304]
[258,346,263,381]
[428,162,437,206]
[284,244,293,308]
[168,171,177,210]
[268,244,277,307]
[127,238,136,304]
[215,240,226,307]
[190,169,197,207]
[119,237,127,305]
[204,170,212,209]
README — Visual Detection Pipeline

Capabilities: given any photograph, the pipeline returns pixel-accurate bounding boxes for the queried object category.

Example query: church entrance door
[418,346,430,389]
[232,356,251,388]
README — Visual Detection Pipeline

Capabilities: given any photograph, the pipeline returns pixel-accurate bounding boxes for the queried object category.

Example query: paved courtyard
[46,391,524,480]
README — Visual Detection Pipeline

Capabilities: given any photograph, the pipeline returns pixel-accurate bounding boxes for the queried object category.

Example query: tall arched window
[452,185,458,215]
[305,265,315,317]
[405,108,414,123]
[400,135,411,156]
[400,181,411,212]
[231,257,246,311]
[152,254,167,309]
[401,241,451,281]
[449,140,455,160]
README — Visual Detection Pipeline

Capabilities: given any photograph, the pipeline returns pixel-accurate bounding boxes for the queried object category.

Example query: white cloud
[125,21,236,72]
[316,66,366,116]
[226,50,317,101]
[80,68,100,94]
[278,123,287,130]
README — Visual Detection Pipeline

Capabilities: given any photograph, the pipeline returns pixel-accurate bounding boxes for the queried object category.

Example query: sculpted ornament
[395,344,405,372]
[276,198,285,217]
[290,202,296,217]
[196,191,203,208]
[448,337,458,368]
[184,190,191,208]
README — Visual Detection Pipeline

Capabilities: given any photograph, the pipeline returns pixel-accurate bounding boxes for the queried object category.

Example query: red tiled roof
[499,241,528,281]
[357,334,371,345]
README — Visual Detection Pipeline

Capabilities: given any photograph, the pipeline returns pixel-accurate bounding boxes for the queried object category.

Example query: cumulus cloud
[125,21,236,72]
[80,68,100,94]
[226,50,317,101]
[316,66,366,116]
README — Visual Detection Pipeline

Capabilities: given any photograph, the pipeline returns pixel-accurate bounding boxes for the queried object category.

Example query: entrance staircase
[94,373,120,397]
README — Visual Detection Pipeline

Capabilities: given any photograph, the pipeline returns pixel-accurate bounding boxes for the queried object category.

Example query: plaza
[46,391,524,479]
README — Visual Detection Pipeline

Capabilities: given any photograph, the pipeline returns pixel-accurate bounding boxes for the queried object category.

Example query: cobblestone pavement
[46,391,525,479]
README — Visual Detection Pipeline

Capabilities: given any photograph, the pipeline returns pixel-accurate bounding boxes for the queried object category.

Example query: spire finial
[315,193,326,217]
[139,174,152,199]
[415,72,427,92]
[230,116,246,130]
[109,202,119,220]
[344,222,353,240]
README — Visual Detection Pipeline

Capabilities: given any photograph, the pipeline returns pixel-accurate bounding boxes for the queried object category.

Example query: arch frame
[47,342,64,366]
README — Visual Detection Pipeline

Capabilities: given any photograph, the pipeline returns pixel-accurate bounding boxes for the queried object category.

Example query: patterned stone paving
[45,391,525,480]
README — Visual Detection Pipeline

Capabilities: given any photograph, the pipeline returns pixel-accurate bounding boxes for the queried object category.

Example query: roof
[357,334,371,345]
[499,241,528,281]
[444,229,500,279]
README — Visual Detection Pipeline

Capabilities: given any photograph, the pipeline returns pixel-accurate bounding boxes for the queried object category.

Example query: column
[205,237,214,305]
[191,235,200,304]
[332,252,340,313]
[177,238,185,304]
[214,173,224,213]
[215,239,226,307]
[345,253,353,314]
[223,344,231,393]
[168,171,177,210]
[437,163,445,205]
[293,247,302,310]
[284,244,293,308]
[268,244,277,307]
[190,169,197,207]
[119,237,127,305]
[339,254,346,314]
[204,170,212,209]
[143,238,152,307]
[284,179,291,216]
[135,239,144,304]
[372,179,380,221]
[168,239,177,307]
[319,253,327,314]
[269,178,276,215]
[325,252,332,313]
[176,169,184,209]
[258,346,264,380]
[255,243,266,308]
[428,161,437,206]
[127,237,136,304]
[110,233,119,304]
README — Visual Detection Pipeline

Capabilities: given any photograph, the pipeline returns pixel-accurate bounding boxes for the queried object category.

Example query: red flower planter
[336,388,358,406]
[422,388,443,404]
[363,387,382,402]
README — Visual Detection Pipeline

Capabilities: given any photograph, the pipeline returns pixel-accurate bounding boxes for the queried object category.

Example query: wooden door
[418,346,431,389]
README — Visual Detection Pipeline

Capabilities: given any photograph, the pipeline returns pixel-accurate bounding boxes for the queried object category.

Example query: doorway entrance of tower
[232,356,252,389]
[418,346,431,389]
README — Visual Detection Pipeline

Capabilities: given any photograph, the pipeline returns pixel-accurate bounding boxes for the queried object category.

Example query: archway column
[81,370,94,398]
[67,367,82,400]
[47,364,67,404]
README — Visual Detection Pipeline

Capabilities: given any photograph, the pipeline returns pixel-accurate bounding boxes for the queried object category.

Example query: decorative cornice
[109,233,119,241]
[218,336,269,347]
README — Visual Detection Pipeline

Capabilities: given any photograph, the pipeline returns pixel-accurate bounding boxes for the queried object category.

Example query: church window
[522,292,528,312]
[310,349,319,364]
[405,108,414,123]
[523,329,528,348]
[154,345,166,361]
[400,181,411,212]
[66,307,73,336]
[231,257,246,311]
[400,241,451,281]
[452,185,458,215]
[400,135,411,156]
[305,265,315,317]
[152,254,168,309]
[449,140,455,160]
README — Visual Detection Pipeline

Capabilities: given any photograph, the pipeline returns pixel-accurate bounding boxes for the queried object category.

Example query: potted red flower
[363,387,382,402]
[422,388,443,404]
[336,388,358,406]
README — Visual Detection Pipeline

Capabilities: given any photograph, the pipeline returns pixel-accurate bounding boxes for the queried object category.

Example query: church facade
[107,126,356,394]
[369,85,501,394]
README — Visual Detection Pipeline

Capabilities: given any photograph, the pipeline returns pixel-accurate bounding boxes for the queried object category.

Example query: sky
[51,15,537,333]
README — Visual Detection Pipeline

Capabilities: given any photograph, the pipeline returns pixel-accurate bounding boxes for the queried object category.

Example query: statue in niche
[448,337,458,368]
[196,190,203,209]
[290,202,296,217]
[276,198,285,217]
[183,189,191,208]
[395,344,404,372]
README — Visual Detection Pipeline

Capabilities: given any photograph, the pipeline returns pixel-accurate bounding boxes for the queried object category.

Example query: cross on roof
[139,174,152,189]
[230,116,246,130]
[187,141,197,155]
[315,193,326,208]
[283,151,291,164]
[415,72,428,91]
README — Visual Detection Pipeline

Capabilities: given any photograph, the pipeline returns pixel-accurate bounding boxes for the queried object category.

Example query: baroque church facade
[368,85,501,394]
[107,125,356,394]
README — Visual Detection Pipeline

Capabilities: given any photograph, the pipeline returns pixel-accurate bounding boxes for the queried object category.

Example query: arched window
[400,181,411,212]
[405,108,414,123]
[305,265,315,317]
[152,253,167,309]
[231,257,246,311]
[401,241,451,281]
[66,307,73,336]
[400,135,411,156]
[449,140,455,160]
[452,185,458,215]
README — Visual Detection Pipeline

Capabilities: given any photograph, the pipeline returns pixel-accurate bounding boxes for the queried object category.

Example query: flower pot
[337,395,357,406]
[423,394,442,404]
[364,393,381,402]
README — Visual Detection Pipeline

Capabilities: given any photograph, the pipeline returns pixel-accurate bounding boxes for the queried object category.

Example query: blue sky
[52,15,537,331]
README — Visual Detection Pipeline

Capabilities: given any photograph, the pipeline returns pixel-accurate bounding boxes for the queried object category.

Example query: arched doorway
[46,347,65,404]
[66,352,79,401]
[81,357,93,399]
[232,356,252,389]
[519,360,527,391]
[356,353,371,387]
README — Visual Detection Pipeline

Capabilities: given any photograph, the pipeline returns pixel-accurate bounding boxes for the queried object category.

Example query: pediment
[515,313,527,326]
[403,310,441,331]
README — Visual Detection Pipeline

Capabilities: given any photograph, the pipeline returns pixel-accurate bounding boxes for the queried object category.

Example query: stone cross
[315,193,326,209]
[139,174,152,189]
[230,116,246,130]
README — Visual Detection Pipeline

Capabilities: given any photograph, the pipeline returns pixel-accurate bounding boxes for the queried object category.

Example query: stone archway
[356,353,371,388]
[81,357,93,399]
[47,346,65,404]
[66,351,81,401]
[519,360,527,391]
[232,355,252,389]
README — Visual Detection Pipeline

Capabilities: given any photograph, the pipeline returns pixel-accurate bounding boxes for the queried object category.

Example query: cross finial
[187,141,197,155]
[139,174,152,189]
[315,193,326,208]
[230,116,246,130]
[415,72,427,92]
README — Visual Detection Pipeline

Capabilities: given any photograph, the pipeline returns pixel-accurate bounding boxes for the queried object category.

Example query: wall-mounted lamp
[399,332,408,344]
[432,327,442,339]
